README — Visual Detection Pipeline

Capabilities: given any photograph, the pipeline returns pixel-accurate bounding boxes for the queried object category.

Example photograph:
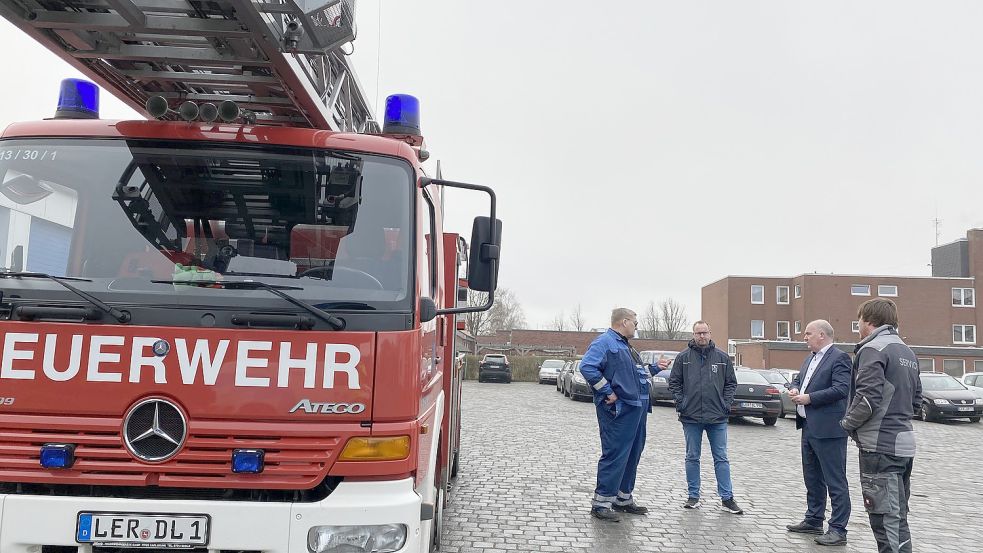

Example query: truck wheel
[763,417,778,426]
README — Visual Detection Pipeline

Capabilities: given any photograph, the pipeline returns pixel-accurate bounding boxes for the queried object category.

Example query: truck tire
[763,417,778,426]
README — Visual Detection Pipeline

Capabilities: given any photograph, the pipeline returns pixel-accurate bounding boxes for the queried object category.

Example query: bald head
[804,320,834,352]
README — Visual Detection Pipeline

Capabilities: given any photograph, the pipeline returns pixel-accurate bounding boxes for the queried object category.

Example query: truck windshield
[0,138,413,313]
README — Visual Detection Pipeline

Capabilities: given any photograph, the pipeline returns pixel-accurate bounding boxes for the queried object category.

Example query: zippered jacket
[667,340,736,424]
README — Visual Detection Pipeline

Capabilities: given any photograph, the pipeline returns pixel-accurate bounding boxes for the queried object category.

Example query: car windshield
[0,138,414,319]
[736,371,770,385]
[542,360,565,368]
[921,375,968,391]
[761,371,788,384]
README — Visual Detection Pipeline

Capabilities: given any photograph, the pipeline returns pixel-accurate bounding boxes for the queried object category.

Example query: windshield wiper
[153,279,345,330]
[0,271,131,323]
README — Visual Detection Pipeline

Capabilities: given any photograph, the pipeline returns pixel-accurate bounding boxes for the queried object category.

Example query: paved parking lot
[441,381,982,552]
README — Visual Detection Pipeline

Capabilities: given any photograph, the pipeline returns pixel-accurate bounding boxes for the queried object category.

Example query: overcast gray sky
[3,1,983,331]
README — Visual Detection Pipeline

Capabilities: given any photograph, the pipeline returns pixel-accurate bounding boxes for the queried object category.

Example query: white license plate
[740,402,763,409]
[958,407,973,411]
[77,512,209,548]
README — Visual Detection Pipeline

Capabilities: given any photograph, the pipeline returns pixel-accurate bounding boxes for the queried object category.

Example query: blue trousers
[682,421,733,501]
[802,431,851,535]
[592,401,647,509]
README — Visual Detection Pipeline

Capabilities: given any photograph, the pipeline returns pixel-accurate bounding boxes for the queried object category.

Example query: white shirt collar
[813,343,832,359]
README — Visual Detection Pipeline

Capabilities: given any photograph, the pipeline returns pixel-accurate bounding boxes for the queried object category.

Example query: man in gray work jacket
[841,298,921,553]
[667,320,743,515]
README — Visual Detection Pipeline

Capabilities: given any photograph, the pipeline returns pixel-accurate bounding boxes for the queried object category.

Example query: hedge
[462,354,577,382]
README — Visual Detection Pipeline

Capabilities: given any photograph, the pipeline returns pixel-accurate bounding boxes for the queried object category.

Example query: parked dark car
[757,369,796,418]
[564,360,592,401]
[478,354,511,383]
[649,369,674,405]
[918,373,983,423]
[556,361,573,392]
[730,369,783,426]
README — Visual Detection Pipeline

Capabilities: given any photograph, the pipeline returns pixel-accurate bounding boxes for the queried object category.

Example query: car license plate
[958,407,973,411]
[740,402,763,409]
[77,512,209,548]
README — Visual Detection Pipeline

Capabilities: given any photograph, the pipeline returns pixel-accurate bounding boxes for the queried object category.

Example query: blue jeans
[682,422,733,501]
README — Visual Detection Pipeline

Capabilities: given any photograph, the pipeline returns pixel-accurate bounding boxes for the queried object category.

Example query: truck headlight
[933,399,950,405]
[308,524,406,553]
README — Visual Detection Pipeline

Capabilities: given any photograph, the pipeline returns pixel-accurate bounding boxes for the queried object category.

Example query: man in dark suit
[786,319,852,546]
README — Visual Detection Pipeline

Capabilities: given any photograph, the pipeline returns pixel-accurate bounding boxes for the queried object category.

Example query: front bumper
[929,404,983,419]
[649,384,674,402]
[539,372,559,382]
[570,381,592,398]
[0,478,424,553]
[729,400,782,418]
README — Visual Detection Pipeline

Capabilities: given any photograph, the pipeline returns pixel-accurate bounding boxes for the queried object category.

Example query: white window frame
[851,284,871,296]
[917,358,934,373]
[751,320,765,339]
[751,285,764,304]
[852,321,860,334]
[952,287,976,307]
[794,284,801,299]
[776,285,789,305]
[777,321,790,341]
[877,284,898,297]
[794,320,801,334]
[953,324,977,345]
[943,359,965,377]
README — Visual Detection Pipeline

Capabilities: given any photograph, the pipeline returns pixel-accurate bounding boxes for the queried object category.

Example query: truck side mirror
[467,216,501,292]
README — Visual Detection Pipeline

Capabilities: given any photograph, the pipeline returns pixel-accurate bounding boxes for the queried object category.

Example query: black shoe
[815,530,847,546]
[683,497,701,509]
[786,521,824,535]
[590,507,621,522]
[721,498,744,514]
[612,503,649,515]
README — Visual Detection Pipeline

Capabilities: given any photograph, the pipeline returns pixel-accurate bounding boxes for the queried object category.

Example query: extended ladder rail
[0,0,378,131]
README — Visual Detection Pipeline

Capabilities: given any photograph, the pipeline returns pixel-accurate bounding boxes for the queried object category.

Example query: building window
[794,284,801,298]
[777,321,790,340]
[952,287,975,307]
[953,324,976,344]
[794,321,801,334]
[852,321,860,333]
[917,358,935,373]
[877,285,898,297]
[943,359,965,377]
[974,359,983,373]
[776,286,789,304]
[751,320,764,339]
[851,284,870,296]
[751,285,764,304]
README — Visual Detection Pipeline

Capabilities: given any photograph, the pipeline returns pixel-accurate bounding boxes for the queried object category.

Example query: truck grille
[0,414,342,489]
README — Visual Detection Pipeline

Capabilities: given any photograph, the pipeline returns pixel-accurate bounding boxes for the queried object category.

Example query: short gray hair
[611,307,636,326]
[808,319,834,339]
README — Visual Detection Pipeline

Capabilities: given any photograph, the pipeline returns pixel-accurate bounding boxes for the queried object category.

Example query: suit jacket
[792,346,852,439]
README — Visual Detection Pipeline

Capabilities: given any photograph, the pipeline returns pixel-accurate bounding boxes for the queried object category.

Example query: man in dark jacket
[667,320,743,514]
[785,320,852,546]
[580,308,664,522]
[841,298,920,553]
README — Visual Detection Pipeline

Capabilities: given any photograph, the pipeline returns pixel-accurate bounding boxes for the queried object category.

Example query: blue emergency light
[40,444,76,469]
[55,78,99,119]
[231,448,265,473]
[383,94,421,135]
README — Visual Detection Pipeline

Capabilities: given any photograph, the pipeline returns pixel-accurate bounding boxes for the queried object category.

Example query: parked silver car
[538,359,566,384]
[757,369,796,418]
[961,372,983,400]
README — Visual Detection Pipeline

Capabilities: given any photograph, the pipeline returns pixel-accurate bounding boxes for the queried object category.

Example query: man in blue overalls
[580,307,665,521]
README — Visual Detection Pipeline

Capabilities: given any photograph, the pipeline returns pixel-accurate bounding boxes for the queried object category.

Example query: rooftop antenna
[932,216,942,246]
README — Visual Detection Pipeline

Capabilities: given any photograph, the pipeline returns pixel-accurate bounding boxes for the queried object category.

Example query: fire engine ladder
[0,0,379,131]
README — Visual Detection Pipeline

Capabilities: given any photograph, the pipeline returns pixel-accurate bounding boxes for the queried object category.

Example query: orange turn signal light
[338,436,411,461]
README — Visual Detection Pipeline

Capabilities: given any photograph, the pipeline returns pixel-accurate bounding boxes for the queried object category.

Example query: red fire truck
[0,1,501,552]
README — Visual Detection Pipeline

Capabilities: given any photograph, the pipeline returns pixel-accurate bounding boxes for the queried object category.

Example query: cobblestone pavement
[441,381,983,552]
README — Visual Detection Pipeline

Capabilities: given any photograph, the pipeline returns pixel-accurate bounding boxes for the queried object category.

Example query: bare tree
[640,301,659,339]
[463,290,492,336]
[658,298,688,340]
[488,287,527,331]
[569,304,586,331]
[549,311,566,331]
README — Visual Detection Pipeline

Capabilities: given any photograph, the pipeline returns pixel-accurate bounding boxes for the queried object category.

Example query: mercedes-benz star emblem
[123,398,187,462]
[152,339,170,356]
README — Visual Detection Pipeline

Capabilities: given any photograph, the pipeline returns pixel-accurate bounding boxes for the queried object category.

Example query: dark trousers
[592,402,647,509]
[859,451,913,553]
[801,426,851,534]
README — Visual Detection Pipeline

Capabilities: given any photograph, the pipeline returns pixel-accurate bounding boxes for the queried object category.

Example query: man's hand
[792,393,811,406]
[657,358,671,370]
[605,393,618,405]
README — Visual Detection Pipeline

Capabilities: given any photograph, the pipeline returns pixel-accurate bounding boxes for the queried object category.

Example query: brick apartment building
[702,228,983,377]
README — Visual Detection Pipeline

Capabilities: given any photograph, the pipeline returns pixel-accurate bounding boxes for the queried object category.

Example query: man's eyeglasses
[694,331,711,336]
